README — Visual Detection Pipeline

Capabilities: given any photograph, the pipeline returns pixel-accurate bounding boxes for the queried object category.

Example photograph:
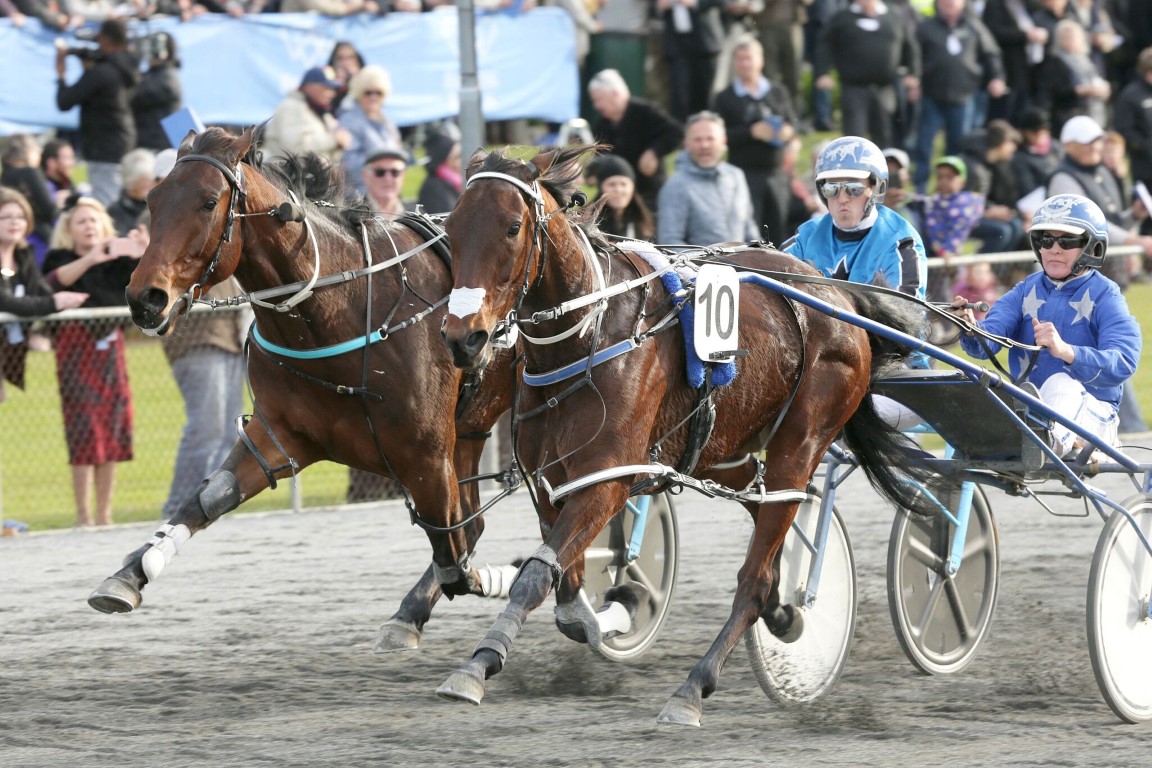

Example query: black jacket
[711,80,796,173]
[42,248,137,308]
[815,5,920,86]
[917,13,1004,104]
[592,98,684,207]
[132,62,182,150]
[1115,78,1152,185]
[56,49,140,163]
[1,243,57,389]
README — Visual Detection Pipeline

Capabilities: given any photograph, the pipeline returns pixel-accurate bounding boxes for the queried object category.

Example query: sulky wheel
[887,481,999,675]
[745,496,857,704]
[1086,493,1152,723]
[582,492,679,662]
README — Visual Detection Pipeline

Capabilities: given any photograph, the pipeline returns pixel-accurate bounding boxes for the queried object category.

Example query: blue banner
[0,10,579,135]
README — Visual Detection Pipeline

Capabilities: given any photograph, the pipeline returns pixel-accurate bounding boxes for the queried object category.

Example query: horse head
[126,126,261,336]
[442,145,591,370]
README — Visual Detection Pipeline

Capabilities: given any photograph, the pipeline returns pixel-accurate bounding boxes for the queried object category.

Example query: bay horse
[437,145,933,725]
[87,127,516,652]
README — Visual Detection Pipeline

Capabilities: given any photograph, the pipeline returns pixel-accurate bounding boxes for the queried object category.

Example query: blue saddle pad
[660,270,737,389]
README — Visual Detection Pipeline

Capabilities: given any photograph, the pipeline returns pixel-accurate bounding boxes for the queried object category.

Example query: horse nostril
[465,330,489,356]
[138,287,170,316]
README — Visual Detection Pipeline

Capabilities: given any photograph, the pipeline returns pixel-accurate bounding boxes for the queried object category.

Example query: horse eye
[203,199,218,211]
[506,222,521,237]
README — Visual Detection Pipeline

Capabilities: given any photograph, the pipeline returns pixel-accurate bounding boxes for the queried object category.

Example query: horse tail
[841,288,945,517]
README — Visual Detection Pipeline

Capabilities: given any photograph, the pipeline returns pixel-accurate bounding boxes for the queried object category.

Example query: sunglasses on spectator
[362,90,384,97]
[819,181,869,200]
[371,167,404,178]
[1031,233,1087,250]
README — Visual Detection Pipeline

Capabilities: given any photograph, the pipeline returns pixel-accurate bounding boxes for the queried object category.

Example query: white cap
[1059,115,1104,145]
[153,148,179,180]
[882,148,910,169]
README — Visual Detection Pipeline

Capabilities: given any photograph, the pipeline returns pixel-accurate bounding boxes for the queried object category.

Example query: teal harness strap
[251,323,382,360]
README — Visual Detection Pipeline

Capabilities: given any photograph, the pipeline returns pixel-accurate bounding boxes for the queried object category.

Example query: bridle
[170,153,321,321]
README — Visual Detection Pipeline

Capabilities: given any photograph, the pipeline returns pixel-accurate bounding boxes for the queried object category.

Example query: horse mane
[187,126,375,236]
[471,144,615,250]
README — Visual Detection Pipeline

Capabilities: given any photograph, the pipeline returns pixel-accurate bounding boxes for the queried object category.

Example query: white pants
[1040,372,1119,457]
[874,395,926,431]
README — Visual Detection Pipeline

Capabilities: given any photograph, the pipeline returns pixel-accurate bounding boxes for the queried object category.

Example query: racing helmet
[814,136,888,215]
[1028,194,1109,276]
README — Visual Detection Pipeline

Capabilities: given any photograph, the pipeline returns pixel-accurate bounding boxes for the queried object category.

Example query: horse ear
[176,130,196,155]
[464,147,487,177]
[232,126,259,166]
[531,147,560,176]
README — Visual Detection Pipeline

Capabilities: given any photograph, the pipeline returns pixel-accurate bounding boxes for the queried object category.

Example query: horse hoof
[554,616,589,645]
[769,606,805,644]
[88,577,142,614]
[436,668,486,705]
[373,618,422,653]
[656,695,702,727]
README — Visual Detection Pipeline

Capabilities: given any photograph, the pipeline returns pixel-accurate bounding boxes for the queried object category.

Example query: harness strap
[522,338,638,387]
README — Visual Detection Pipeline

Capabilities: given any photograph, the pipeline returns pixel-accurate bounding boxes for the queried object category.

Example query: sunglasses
[820,181,869,200]
[362,90,384,97]
[1031,233,1087,250]
[371,167,404,178]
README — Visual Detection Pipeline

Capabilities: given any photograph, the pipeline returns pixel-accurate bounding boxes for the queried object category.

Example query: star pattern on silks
[1069,288,1095,324]
[1021,286,1046,319]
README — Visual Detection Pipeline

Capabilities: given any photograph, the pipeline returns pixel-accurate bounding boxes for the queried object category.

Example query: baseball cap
[1059,115,1104,145]
[153,148,178,180]
[299,66,342,90]
[882,148,910,169]
[364,146,409,165]
[935,155,967,183]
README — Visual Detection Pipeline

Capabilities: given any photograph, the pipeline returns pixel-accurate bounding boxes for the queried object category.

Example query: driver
[952,194,1142,456]
[784,136,929,427]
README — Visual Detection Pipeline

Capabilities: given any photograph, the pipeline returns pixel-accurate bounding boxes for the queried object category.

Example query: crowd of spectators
[5,0,1152,525]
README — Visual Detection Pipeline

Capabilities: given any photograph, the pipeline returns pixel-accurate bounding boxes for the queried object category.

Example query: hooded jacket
[56,49,141,163]
[656,152,757,246]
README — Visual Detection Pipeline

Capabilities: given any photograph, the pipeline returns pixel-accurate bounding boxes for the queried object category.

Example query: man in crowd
[657,111,757,246]
[261,66,351,165]
[361,147,408,216]
[54,18,140,206]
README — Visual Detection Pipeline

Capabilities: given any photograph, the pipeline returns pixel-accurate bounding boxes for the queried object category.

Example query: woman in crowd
[588,153,655,241]
[417,122,463,214]
[1037,20,1111,132]
[338,65,403,196]
[328,40,365,112]
[0,188,87,403]
[1,134,58,249]
[41,196,144,527]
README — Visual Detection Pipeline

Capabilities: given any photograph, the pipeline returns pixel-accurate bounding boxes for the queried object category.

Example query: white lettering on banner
[448,287,487,319]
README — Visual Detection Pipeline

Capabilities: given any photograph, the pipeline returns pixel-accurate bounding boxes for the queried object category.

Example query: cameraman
[55,18,140,207]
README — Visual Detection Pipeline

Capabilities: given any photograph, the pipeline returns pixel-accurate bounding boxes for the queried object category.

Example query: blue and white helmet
[1028,194,1109,274]
[814,136,888,214]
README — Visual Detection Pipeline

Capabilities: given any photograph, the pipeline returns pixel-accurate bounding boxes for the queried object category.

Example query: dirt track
[2,466,1150,768]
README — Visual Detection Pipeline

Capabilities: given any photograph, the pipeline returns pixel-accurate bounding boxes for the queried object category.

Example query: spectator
[1031,0,1075,55]
[949,260,1001,320]
[1012,107,1063,199]
[338,65,403,196]
[912,0,1006,191]
[417,123,463,215]
[1046,115,1152,289]
[743,0,805,103]
[54,18,140,207]
[971,119,1026,255]
[0,188,88,403]
[280,0,380,15]
[953,195,1141,456]
[783,137,824,240]
[802,0,836,131]
[1114,46,1152,189]
[583,0,649,112]
[588,153,655,241]
[41,196,144,527]
[588,68,684,212]
[107,148,156,237]
[328,40,365,108]
[982,0,1049,125]
[711,35,797,244]
[814,0,921,150]
[131,31,182,151]
[261,66,351,165]
[1036,19,1111,132]
[0,0,72,29]
[361,147,408,215]
[882,146,925,235]
[657,111,757,245]
[40,138,80,207]
[655,0,725,122]
[1,134,58,249]
[923,155,984,300]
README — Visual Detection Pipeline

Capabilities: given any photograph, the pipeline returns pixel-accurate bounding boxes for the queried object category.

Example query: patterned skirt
[53,322,134,466]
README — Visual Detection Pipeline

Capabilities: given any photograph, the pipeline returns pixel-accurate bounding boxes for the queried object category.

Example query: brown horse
[437,145,930,725]
[87,127,516,652]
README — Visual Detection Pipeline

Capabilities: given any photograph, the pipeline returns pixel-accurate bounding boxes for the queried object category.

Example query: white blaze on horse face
[448,286,486,318]
[141,523,192,583]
